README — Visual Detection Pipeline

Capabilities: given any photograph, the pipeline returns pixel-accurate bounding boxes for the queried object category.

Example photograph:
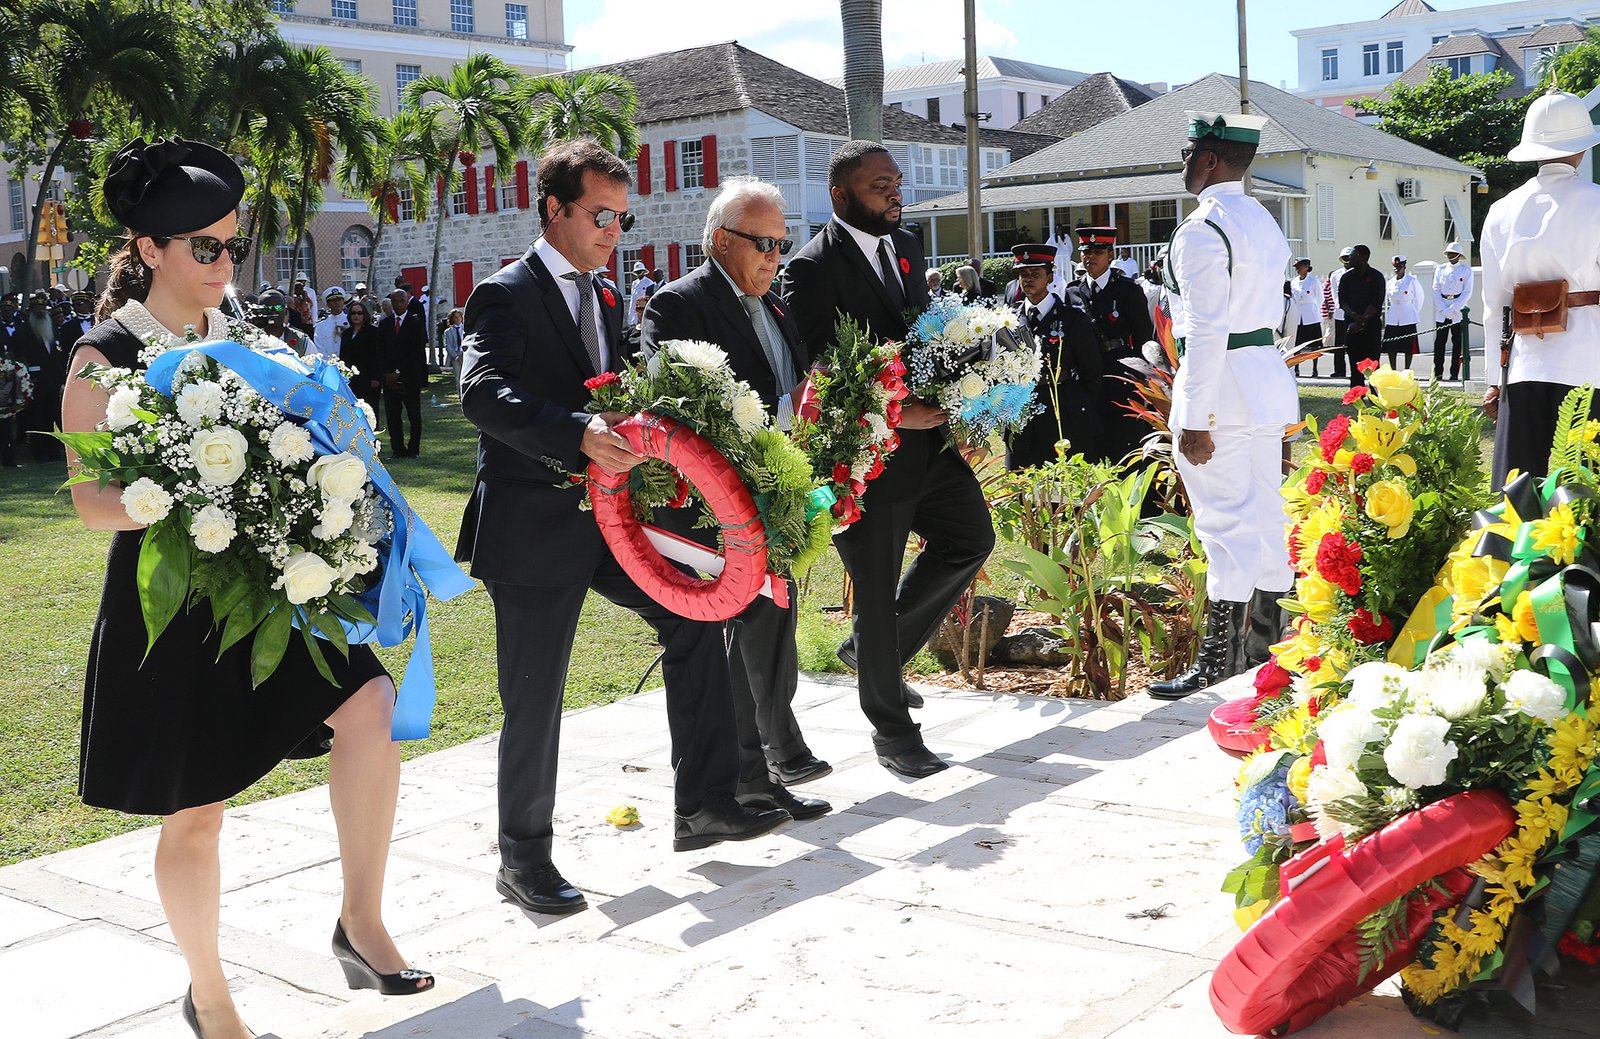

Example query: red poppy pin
[600,286,616,307]
[898,256,911,275]
[773,303,785,318]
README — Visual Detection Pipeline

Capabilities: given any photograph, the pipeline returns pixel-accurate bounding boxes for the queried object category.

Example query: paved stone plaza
[3,673,1596,1038]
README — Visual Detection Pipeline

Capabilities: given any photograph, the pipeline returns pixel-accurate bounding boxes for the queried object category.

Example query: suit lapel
[831,222,900,324]
[701,266,767,371]
[521,249,593,376]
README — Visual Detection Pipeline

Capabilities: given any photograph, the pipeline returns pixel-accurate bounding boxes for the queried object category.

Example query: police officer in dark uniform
[1066,226,1155,463]
[1005,243,1102,468]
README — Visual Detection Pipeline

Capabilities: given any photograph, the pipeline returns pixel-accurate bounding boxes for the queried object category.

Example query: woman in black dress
[338,297,383,415]
[61,139,431,1039]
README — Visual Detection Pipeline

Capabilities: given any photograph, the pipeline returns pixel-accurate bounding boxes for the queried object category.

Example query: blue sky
[561,0,1486,89]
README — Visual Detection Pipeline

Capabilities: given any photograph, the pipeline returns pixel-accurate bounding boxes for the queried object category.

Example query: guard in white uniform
[1431,242,1474,381]
[1150,110,1298,699]
[1483,86,1600,488]
[1382,255,1421,369]
[1288,257,1323,376]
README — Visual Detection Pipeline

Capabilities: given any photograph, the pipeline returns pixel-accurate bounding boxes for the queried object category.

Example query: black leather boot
[1148,599,1247,700]
[1243,588,1291,669]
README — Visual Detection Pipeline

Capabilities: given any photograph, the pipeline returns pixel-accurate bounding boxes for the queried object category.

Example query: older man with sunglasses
[641,176,833,821]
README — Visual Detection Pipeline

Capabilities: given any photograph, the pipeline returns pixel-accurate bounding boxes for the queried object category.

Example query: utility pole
[1237,0,1252,192]
[964,0,982,266]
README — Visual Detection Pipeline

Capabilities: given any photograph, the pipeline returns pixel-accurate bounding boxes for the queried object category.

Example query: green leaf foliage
[135,518,190,658]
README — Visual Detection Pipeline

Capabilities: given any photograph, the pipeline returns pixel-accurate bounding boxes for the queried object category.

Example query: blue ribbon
[145,341,474,740]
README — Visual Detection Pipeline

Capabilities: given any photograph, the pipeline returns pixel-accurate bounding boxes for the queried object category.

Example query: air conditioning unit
[1396,177,1426,204]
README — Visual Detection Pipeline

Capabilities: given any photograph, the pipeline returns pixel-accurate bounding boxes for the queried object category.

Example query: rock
[931,596,1015,670]
[993,626,1076,667]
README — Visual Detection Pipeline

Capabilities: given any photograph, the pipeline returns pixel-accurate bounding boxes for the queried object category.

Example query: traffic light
[34,200,68,245]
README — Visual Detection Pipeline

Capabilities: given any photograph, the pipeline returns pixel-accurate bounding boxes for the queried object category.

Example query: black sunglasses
[165,235,252,265]
[568,199,635,232]
[1179,145,1217,164]
[722,227,793,256]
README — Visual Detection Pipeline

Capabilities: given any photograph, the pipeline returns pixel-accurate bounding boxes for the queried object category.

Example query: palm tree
[17,0,189,295]
[520,71,641,159]
[840,0,885,142]
[337,109,444,290]
[404,53,527,343]
[189,34,296,146]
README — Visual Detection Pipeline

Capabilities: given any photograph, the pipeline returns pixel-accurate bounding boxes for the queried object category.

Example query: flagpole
[1238,0,1252,193]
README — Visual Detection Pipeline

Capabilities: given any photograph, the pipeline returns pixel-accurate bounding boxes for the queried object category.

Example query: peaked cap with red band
[1075,225,1118,247]
[1011,243,1057,268]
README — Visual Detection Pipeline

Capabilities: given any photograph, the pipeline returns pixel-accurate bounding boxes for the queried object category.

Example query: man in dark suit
[641,177,832,821]
[55,290,95,352]
[1067,226,1156,464]
[1005,243,1102,469]
[456,140,788,919]
[8,292,62,463]
[783,141,995,779]
[379,287,427,457]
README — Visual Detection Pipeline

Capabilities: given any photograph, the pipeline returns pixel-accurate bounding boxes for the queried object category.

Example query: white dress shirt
[1023,292,1056,323]
[1384,272,1422,326]
[534,235,610,372]
[311,311,348,358]
[711,259,798,430]
[832,214,898,287]
[1290,273,1323,326]
[1167,181,1297,432]
[1432,258,1474,323]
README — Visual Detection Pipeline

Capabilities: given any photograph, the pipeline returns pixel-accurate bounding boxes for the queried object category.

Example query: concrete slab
[0,927,189,1039]
[0,892,74,948]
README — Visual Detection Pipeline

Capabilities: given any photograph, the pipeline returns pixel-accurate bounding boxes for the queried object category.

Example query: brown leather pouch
[1512,279,1568,338]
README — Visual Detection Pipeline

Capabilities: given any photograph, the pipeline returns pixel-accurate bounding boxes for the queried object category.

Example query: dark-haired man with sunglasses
[641,176,831,820]
[458,140,788,920]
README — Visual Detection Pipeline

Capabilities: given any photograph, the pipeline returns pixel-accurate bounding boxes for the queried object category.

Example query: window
[926,97,941,123]
[911,143,934,185]
[1386,41,1405,74]
[1432,34,1448,45]
[678,138,704,190]
[505,2,528,38]
[397,183,415,222]
[269,0,294,11]
[1363,43,1380,77]
[619,246,642,292]
[501,172,518,210]
[1443,194,1474,244]
[1484,54,1498,73]
[396,63,421,101]
[1040,93,1048,110]
[331,0,357,18]
[1378,189,1415,239]
[1446,56,1472,78]
[450,0,474,33]
[803,136,839,181]
[7,179,21,231]
[684,243,705,270]
[938,146,963,188]
[1379,195,1394,240]
[889,101,903,110]
[275,241,312,288]
[750,135,800,181]
[1017,92,1026,122]
[1148,198,1178,244]
[1321,48,1339,81]
[1316,183,1335,241]
[452,177,468,215]
[984,150,1004,173]
[393,0,417,27]
[340,58,361,76]
[339,226,371,291]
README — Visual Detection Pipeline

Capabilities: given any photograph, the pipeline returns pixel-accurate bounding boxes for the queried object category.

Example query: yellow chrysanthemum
[1523,769,1567,801]
[1295,498,1346,571]
[1530,503,1582,566]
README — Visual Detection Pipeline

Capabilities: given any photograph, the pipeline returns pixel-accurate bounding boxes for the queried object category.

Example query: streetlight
[1349,161,1379,181]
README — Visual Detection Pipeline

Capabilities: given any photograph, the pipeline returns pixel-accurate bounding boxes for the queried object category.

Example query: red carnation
[666,478,692,509]
[1315,531,1363,596]
[1310,741,1327,769]
[1319,414,1352,462]
[885,399,902,426]
[1308,696,1321,718]
[833,462,853,485]
[1347,607,1393,645]
[584,371,621,390]
[1341,386,1369,404]
[1305,469,1327,495]
[1305,656,1322,673]
[1350,452,1375,474]
[1357,359,1379,373]
[1287,524,1303,564]
[1559,933,1600,965]
[601,287,616,308]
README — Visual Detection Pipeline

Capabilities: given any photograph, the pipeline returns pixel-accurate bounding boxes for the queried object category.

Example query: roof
[1522,23,1589,49]
[904,170,1304,217]
[1012,72,1154,138]
[1390,29,1551,93]
[1382,0,1436,18]
[1425,33,1499,58]
[825,56,1087,93]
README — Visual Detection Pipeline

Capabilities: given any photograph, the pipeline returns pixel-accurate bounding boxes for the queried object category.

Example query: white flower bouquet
[0,354,32,419]
[904,295,1042,443]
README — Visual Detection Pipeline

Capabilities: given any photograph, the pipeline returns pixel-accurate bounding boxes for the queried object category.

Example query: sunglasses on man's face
[722,227,793,256]
[166,235,252,265]
[568,200,635,232]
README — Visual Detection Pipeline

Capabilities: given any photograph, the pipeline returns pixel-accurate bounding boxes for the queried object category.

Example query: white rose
[312,500,355,540]
[730,392,766,433]
[1408,662,1486,721]
[306,452,368,501]
[1502,669,1571,725]
[277,551,338,605]
[120,477,174,525]
[357,400,378,432]
[1345,661,1407,712]
[175,380,224,427]
[1306,765,1370,839]
[190,504,237,553]
[189,427,249,486]
[1383,713,1459,789]
[339,542,380,583]
[1316,703,1385,772]
[267,422,315,466]
[105,386,141,431]
[957,373,988,400]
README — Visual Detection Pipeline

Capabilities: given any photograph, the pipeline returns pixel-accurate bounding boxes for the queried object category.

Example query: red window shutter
[636,144,651,195]
[664,140,678,193]
[452,260,474,305]
[515,160,530,210]
[640,245,655,273]
[501,256,519,268]
[464,166,479,215]
[605,251,617,283]
[400,265,427,292]
[701,135,718,189]
[484,165,497,213]
[668,242,681,280]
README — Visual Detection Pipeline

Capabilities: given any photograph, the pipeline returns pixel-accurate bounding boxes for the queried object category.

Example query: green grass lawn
[0,376,1487,866]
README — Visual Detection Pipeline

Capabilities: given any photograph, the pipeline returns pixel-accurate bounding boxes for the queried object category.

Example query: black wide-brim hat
[103,137,245,236]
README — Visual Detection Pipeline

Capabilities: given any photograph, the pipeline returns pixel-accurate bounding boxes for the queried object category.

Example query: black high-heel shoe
[331,919,435,995]
[181,987,202,1038]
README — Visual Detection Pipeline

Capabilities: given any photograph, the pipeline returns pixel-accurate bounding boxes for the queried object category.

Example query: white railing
[930,238,1307,273]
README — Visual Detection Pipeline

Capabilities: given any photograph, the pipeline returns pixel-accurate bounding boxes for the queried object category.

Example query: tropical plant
[521,71,641,160]
[839,0,885,142]
[1536,27,1600,95]
[337,110,444,291]
[187,34,296,146]
[404,54,527,344]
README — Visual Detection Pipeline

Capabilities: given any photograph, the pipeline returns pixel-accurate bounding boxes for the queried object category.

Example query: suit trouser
[1330,318,1348,377]
[0,414,15,466]
[833,447,994,754]
[384,380,422,454]
[1491,380,1600,491]
[1432,316,1467,380]
[484,563,740,870]
[728,582,810,787]
[1346,324,1381,387]
[1173,425,1293,603]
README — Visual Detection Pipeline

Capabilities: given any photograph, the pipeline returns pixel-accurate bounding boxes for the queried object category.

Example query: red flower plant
[1559,932,1600,965]
[1356,359,1379,374]
[1315,531,1364,596]
[831,461,851,484]
[584,371,621,390]
[67,118,93,140]
[1319,414,1352,462]
[458,149,476,166]
[1347,607,1393,645]
[665,477,692,509]
[1305,656,1322,673]
[1350,452,1375,474]
[1341,386,1369,404]
[1305,469,1327,495]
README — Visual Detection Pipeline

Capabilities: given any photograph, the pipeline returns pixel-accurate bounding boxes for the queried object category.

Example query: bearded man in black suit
[456,140,788,920]
[641,176,832,822]
[782,141,995,779]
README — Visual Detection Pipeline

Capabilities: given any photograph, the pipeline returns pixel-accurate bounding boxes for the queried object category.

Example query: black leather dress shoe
[737,784,832,821]
[877,744,949,778]
[674,792,791,852]
[767,752,832,786]
[496,863,587,915]
[836,640,924,708]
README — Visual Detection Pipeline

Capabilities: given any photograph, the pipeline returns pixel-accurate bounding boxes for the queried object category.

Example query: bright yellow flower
[1270,631,1319,674]
[1364,479,1416,538]
[1523,770,1567,801]
[1295,498,1345,571]
[1530,503,1582,566]
[1349,412,1420,475]
[1287,754,1313,804]
[1295,573,1340,623]
[1282,479,1318,521]
[1448,548,1509,619]
[1368,366,1421,408]
[1512,591,1542,645]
